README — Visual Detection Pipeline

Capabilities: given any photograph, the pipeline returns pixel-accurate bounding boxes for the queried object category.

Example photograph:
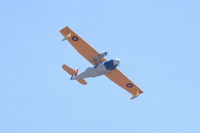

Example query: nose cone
[113,59,120,66]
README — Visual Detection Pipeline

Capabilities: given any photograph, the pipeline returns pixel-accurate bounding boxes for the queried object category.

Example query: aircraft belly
[75,65,110,79]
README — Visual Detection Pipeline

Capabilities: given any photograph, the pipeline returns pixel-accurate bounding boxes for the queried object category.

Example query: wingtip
[130,90,143,100]
[130,95,138,100]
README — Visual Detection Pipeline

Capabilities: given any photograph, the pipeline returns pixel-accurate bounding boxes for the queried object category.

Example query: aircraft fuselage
[71,59,120,80]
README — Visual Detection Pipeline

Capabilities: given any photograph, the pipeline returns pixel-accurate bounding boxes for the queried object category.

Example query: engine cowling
[97,51,107,58]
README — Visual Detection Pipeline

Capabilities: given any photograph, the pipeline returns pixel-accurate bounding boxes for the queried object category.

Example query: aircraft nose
[113,59,120,66]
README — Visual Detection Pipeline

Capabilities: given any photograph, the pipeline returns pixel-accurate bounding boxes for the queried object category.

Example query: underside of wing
[60,27,106,65]
[105,69,143,99]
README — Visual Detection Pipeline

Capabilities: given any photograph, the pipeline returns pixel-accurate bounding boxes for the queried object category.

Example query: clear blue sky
[0,0,200,133]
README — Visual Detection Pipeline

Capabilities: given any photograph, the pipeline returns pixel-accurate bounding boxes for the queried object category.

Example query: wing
[105,69,143,99]
[60,27,106,65]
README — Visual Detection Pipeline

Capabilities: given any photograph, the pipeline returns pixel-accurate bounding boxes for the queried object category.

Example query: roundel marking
[127,83,133,88]
[72,36,79,41]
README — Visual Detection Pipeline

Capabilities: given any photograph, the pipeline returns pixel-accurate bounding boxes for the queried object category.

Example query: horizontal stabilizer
[62,64,87,85]
[77,79,87,85]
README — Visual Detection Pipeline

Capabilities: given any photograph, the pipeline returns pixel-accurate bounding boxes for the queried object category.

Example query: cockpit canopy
[104,59,120,70]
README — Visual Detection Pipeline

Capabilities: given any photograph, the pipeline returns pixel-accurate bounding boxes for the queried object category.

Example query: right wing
[105,69,143,99]
[60,27,106,65]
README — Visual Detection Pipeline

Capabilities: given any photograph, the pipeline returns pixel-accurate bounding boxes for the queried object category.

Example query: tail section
[62,64,87,85]
[70,68,78,80]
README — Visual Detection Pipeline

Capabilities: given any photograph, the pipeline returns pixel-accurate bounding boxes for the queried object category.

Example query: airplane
[60,27,143,99]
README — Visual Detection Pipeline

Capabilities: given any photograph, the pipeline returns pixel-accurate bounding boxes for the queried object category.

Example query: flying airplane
[60,27,143,99]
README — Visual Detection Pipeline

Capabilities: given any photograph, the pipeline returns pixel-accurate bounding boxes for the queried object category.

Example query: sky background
[0,0,200,133]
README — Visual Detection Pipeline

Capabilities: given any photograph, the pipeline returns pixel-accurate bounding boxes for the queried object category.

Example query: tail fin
[70,68,78,80]
[62,64,87,85]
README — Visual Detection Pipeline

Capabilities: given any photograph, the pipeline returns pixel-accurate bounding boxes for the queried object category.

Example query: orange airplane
[60,27,143,99]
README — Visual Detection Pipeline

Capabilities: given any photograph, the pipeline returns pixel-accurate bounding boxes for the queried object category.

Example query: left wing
[60,27,106,65]
[105,69,143,99]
